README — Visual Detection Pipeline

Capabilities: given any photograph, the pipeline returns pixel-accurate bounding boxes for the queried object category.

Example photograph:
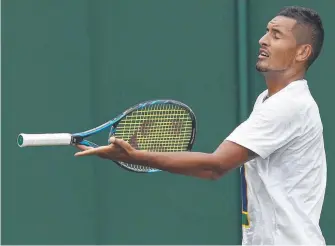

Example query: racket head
[109,99,196,173]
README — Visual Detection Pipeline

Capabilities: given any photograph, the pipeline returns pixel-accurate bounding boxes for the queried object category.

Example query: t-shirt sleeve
[226,102,302,159]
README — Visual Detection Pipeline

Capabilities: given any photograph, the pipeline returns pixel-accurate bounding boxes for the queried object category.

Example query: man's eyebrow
[267,27,285,35]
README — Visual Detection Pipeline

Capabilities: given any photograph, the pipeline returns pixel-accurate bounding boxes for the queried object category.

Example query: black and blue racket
[17,99,197,173]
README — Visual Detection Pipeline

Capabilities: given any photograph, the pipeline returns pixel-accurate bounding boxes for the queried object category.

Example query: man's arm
[75,137,257,180]
[134,140,257,179]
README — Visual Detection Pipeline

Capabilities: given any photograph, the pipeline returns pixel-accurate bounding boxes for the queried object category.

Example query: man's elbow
[207,154,231,180]
[188,169,225,181]
[210,169,229,180]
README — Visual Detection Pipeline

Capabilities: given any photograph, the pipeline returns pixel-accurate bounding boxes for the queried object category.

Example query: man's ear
[296,44,313,63]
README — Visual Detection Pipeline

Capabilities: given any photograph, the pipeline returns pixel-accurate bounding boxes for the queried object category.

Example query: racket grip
[17,133,72,147]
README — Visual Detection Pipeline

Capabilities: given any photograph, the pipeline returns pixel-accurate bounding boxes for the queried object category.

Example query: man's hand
[75,137,137,163]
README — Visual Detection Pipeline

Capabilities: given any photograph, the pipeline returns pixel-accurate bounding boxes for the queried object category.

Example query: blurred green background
[2,0,334,244]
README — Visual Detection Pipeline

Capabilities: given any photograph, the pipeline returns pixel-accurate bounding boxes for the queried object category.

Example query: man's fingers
[75,144,93,151]
[74,146,110,157]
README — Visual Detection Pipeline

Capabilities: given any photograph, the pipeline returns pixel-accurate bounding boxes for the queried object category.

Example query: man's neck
[263,69,305,97]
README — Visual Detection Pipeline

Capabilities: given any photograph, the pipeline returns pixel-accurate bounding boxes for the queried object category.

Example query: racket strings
[117,105,192,151]
[112,103,194,172]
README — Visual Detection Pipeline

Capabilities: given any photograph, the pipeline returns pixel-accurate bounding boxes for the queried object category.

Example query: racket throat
[71,136,84,145]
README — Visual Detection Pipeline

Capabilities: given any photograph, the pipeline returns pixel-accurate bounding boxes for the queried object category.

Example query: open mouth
[259,52,269,57]
[258,49,269,58]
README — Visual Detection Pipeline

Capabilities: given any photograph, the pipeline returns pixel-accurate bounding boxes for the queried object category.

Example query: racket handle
[17,133,72,147]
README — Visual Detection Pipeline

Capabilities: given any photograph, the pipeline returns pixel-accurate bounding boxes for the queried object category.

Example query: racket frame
[75,99,197,173]
[18,99,197,173]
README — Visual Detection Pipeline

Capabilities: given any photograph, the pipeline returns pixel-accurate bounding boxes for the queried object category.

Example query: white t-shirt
[226,79,327,245]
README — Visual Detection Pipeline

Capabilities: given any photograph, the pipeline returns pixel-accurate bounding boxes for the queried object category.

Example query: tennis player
[75,6,327,245]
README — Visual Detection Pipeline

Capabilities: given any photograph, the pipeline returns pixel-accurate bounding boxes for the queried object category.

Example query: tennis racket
[17,99,197,173]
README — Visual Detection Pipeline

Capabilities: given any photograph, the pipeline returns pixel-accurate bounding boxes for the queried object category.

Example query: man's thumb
[109,137,132,151]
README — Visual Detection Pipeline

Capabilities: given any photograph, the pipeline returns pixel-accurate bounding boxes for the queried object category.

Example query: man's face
[256,16,299,73]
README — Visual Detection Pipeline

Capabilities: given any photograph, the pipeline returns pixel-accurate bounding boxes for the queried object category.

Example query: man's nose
[259,33,269,46]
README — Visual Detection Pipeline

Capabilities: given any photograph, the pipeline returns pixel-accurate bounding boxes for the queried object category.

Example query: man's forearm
[133,150,226,178]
